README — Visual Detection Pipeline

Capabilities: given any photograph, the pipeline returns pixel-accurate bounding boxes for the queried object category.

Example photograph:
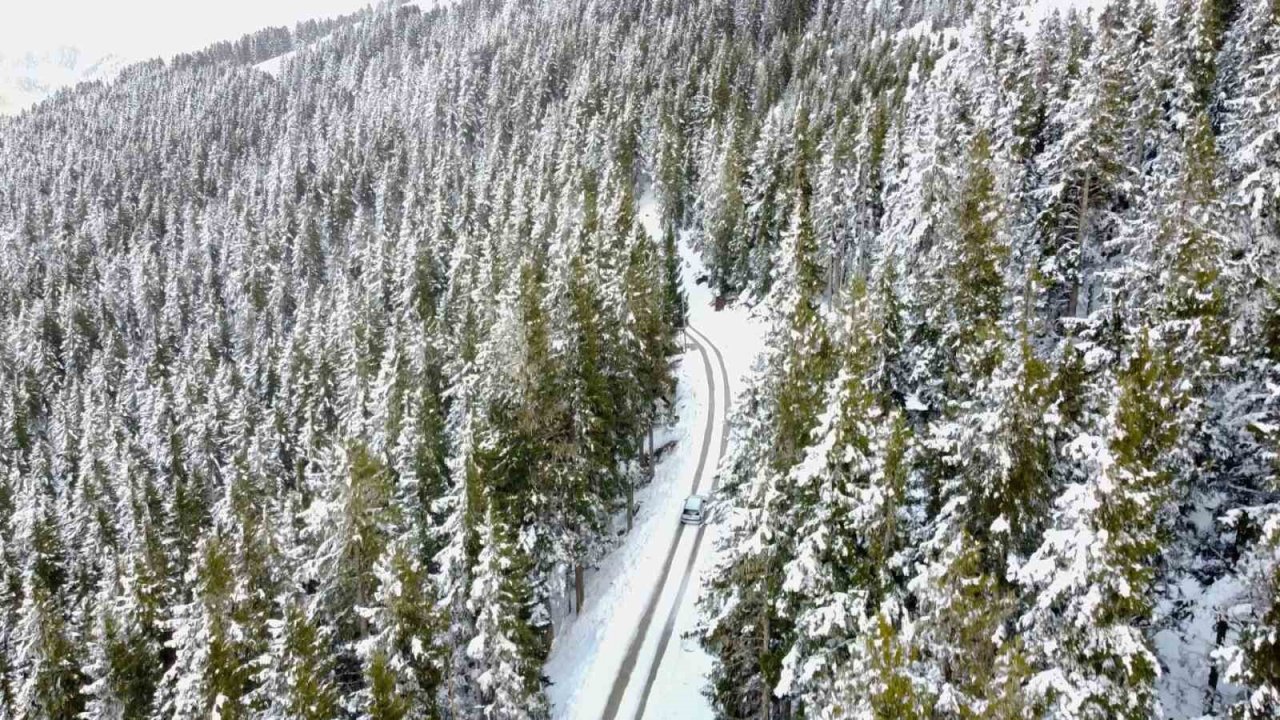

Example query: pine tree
[1157,108,1229,364]
[1019,329,1181,718]
[1221,513,1280,719]
[80,559,164,720]
[154,534,259,720]
[660,222,687,336]
[706,117,749,295]
[862,613,931,719]
[305,442,399,646]
[967,336,1056,565]
[10,477,84,720]
[945,128,1007,383]
[12,575,84,720]
[774,276,912,708]
[1034,2,1139,323]
[259,600,340,720]
[358,539,446,720]
[467,509,548,720]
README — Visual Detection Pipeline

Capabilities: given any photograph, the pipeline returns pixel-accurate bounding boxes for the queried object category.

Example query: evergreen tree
[467,509,548,720]
[154,534,259,720]
[358,540,446,720]
[1019,330,1182,718]
[259,600,340,720]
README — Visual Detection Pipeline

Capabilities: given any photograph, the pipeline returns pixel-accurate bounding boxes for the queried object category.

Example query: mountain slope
[0,47,129,114]
[0,0,1277,718]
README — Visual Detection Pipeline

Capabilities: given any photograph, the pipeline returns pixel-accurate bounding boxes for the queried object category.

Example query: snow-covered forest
[0,0,1277,717]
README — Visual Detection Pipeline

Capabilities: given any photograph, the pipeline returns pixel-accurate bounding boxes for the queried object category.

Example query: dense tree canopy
[1,0,1279,717]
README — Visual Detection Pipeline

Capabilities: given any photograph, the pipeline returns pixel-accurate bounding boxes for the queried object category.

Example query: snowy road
[628,325,731,718]
[602,325,730,720]
[544,197,766,719]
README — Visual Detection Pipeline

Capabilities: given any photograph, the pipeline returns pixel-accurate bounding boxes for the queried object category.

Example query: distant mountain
[0,46,129,115]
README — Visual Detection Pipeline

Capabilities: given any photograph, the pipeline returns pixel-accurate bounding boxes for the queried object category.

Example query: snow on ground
[0,48,129,115]
[1155,570,1246,717]
[254,2,459,78]
[543,332,710,718]
[636,201,769,719]
[254,49,298,78]
[253,49,298,77]
[543,197,768,718]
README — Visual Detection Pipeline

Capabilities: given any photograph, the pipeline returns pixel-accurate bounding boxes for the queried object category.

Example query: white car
[681,495,707,525]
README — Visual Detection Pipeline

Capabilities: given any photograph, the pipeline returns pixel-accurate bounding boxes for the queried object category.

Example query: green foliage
[1230,537,1280,718]
[971,337,1055,563]
[271,601,340,720]
[661,223,688,334]
[770,141,834,474]
[951,130,1007,338]
[866,616,930,720]
[365,652,412,720]
[1264,291,1280,363]
[15,582,86,720]
[335,443,400,641]
[946,129,1008,387]
[1160,109,1229,362]
[1099,330,1182,624]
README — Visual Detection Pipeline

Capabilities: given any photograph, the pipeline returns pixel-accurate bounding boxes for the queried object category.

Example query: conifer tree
[358,539,446,720]
[12,575,84,720]
[305,442,399,645]
[259,600,340,720]
[660,222,687,336]
[1019,329,1181,718]
[774,272,914,707]
[81,561,164,720]
[1034,2,1138,322]
[934,127,1009,405]
[154,534,259,720]
[467,509,548,720]
[1221,513,1280,719]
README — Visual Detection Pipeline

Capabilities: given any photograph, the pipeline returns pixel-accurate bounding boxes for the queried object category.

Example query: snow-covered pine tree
[357,539,446,720]
[467,507,548,720]
[1019,329,1182,718]
[257,599,340,720]
[773,275,914,711]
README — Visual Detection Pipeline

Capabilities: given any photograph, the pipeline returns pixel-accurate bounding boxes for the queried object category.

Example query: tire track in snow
[631,324,731,720]
[601,327,718,720]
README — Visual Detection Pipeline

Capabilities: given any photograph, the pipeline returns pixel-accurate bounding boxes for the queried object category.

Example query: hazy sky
[0,0,377,59]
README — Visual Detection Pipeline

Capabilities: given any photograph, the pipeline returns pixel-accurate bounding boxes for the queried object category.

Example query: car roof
[684,495,704,508]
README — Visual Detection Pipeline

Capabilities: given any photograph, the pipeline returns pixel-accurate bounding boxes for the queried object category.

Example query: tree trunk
[357,576,369,639]
[648,425,655,470]
[1066,173,1092,319]
[575,564,585,615]
[760,603,771,720]
[626,479,634,533]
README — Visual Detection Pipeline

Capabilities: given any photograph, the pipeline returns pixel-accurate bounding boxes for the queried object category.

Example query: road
[602,324,731,720]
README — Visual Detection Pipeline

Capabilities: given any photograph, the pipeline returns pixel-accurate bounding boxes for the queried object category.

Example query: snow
[403,0,456,9]
[0,47,129,115]
[1017,0,1119,35]
[542,196,768,718]
[634,199,768,719]
[254,1,459,78]
[1155,572,1247,717]
[254,49,298,78]
[542,341,711,718]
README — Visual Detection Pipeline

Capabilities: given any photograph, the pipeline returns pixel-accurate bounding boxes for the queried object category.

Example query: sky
[0,0,378,60]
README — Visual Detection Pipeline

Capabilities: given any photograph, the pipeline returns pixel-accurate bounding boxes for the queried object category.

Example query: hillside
[0,0,1277,718]
[0,47,129,115]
